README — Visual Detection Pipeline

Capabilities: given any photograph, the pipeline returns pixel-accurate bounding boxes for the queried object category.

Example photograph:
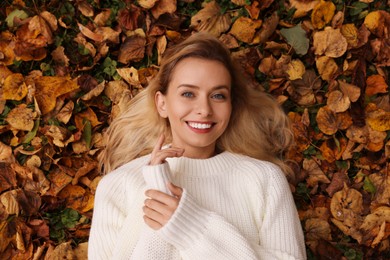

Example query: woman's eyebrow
[177,84,230,90]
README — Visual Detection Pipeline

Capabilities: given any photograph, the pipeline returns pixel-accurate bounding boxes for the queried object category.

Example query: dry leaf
[2,73,28,101]
[118,35,146,64]
[313,27,348,58]
[81,81,106,101]
[94,9,111,26]
[34,76,79,115]
[340,24,359,48]
[229,17,262,43]
[138,0,159,9]
[254,12,279,44]
[56,101,74,124]
[245,1,261,19]
[365,75,388,96]
[319,137,347,163]
[366,109,390,132]
[364,10,390,38]
[6,104,36,131]
[77,1,94,17]
[51,46,69,67]
[289,0,319,18]
[327,90,350,113]
[151,0,177,19]
[46,169,73,196]
[311,0,336,29]
[338,80,360,102]
[316,56,338,81]
[303,158,330,187]
[360,206,390,246]
[190,1,231,37]
[286,59,305,80]
[44,241,75,260]
[156,35,167,65]
[58,184,94,213]
[331,184,363,227]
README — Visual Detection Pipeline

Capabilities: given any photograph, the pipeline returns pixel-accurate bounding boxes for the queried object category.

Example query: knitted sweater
[88,151,306,259]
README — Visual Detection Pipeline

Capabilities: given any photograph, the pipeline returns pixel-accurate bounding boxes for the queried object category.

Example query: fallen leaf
[338,80,360,102]
[289,0,319,18]
[34,76,79,115]
[326,171,349,196]
[280,23,309,55]
[74,107,101,131]
[319,137,347,163]
[151,0,177,19]
[2,73,28,101]
[331,184,363,228]
[58,184,94,213]
[77,1,94,17]
[366,109,390,132]
[118,35,146,64]
[340,23,359,48]
[245,1,261,19]
[364,10,390,38]
[94,9,111,26]
[303,158,330,187]
[229,17,262,43]
[305,217,332,242]
[365,75,388,96]
[313,27,347,58]
[0,142,14,163]
[311,0,336,29]
[44,241,75,260]
[286,59,306,80]
[156,35,167,65]
[360,206,390,246]
[253,12,279,44]
[316,56,338,81]
[6,104,36,131]
[56,101,74,124]
[327,90,350,113]
[190,1,231,37]
[46,169,73,196]
[138,0,159,9]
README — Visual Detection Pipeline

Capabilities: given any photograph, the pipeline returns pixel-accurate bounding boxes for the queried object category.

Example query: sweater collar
[166,151,240,177]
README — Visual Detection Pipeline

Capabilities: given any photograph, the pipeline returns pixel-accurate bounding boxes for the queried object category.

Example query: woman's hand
[143,182,183,230]
[150,134,184,165]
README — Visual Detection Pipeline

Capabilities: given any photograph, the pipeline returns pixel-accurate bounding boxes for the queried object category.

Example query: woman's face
[155,57,232,158]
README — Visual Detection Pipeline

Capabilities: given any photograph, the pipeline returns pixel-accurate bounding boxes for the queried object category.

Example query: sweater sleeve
[154,165,306,260]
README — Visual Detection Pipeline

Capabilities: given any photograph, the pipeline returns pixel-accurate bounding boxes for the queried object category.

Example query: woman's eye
[182,92,194,98]
[212,93,226,100]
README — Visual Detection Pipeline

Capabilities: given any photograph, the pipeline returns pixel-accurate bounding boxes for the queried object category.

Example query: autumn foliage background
[0,0,389,259]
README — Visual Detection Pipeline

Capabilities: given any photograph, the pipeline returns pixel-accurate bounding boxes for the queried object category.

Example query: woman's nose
[196,97,212,117]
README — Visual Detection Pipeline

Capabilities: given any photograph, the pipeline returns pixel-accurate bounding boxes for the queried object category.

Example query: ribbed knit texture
[88,152,306,260]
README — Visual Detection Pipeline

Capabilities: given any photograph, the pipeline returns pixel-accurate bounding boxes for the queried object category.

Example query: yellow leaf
[2,73,28,101]
[190,1,231,37]
[6,104,36,131]
[290,0,319,18]
[229,16,262,43]
[366,109,390,132]
[364,10,390,38]
[311,0,336,29]
[286,59,305,80]
[340,24,359,48]
[34,76,79,115]
[313,27,347,58]
[316,56,338,81]
[74,107,102,130]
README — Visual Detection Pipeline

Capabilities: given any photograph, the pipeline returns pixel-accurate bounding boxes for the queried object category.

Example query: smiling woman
[88,33,306,259]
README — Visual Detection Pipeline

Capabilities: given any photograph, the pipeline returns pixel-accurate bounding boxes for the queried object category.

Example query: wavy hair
[99,33,293,176]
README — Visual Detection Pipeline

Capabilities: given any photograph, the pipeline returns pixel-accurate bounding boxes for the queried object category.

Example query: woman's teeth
[187,122,212,129]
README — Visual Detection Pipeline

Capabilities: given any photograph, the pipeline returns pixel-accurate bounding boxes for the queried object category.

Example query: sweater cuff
[142,163,172,194]
[158,189,210,250]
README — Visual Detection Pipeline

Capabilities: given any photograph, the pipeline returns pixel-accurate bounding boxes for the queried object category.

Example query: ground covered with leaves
[0,0,389,259]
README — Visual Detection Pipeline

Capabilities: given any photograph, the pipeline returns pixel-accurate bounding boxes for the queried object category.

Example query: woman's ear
[155,91,168,118]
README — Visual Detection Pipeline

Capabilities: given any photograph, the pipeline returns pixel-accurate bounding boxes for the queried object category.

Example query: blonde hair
[99,33,293,175]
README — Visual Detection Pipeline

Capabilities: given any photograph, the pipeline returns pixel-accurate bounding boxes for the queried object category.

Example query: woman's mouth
[186,121,215,133]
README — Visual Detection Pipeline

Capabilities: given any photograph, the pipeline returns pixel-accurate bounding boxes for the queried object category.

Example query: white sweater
[88,152,306,259]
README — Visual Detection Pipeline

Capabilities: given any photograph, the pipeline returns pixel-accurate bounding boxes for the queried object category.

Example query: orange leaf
[316,56,338,81]
[340,24,359,48]
[74,107,101,130]
[364,10,390,38]
[327,90,350,113]
[366,75,388,96]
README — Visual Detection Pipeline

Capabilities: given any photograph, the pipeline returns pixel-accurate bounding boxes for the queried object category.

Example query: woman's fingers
[150,147,184,165]
[152,134,165,155]
[168,182,183,197]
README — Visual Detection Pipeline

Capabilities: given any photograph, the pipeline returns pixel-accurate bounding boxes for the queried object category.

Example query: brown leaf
[360,206,390,247]
[289,0,319,18]
[286,59,305,80]
[311,0,336,29]
[74,107,101,131]
[366,75,388,96]
[305,218,332,245]
[6,104,36,131]
[369,171,390,207]
[94,9,111,26]
[2,73,28,101]
[338,80,360,102]
[138,0,159,9]
[229,17,262,43]
[366,109,390,132]
[331,184,363,228]
[315,56,338,81]
[28,219,49,240]
[190,1,231,37]
[77,0,94,17]
[46,169,73,196]
[313,27,347,58]
[0,163,17,193]
[316,106,338,135]
[303,158,330,187]
[34,76,79,115]
[56,101,74,124]
[44,241,75,260]
[319,137,347,163]
[118,35,146,64]
[0,40,16,66]
[151,0,177,19]
[58,184,94,213]
[364,10,390,38]
[51,46,69,67]
[94,27,120,43]
[326,171,349,196]
[72,159,98,185]
[327,90,350,113]
[0,142,14,163]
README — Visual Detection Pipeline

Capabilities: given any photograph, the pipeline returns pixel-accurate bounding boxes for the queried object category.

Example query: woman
[88,33,306,259]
